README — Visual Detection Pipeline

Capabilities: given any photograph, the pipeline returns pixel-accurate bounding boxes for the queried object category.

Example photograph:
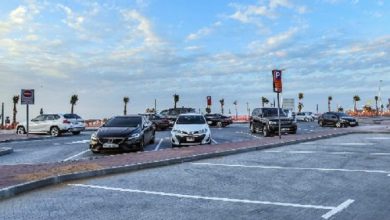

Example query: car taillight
[63,119,71,124]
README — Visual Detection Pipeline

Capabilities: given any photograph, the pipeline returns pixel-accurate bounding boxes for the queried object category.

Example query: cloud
[57,4,85,31]
[9,6,28,24]
[186,21,222,41]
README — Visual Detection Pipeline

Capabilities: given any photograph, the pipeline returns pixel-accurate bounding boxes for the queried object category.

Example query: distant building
[282,98,295,112]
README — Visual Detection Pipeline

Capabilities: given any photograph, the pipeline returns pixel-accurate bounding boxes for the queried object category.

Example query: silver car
[16,113,85,136]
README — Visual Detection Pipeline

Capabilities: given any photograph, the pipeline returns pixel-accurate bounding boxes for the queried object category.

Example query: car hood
[173,124,208,132]
[96,127,140,138]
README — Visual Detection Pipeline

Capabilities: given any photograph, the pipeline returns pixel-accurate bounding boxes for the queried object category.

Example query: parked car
[89,115,155,153]
[250,108,297,137]
[160,107,196,126]
[139,113,170,130]
[296,112,314,122]
[171,113,211,147]
[318,112,359,127]
[16,113,85,136]
[204,113,233,127]
[283,109,294,119]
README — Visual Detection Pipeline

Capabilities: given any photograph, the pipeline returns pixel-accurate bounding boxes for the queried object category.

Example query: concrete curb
[0,130,362,201]
[0,136,54,144]
[0,147,13,156]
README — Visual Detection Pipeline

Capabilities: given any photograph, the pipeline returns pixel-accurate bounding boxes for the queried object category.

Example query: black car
[89,115,155,153]
[139,113,170,130]
[204,113,233,127]
[318,112,358,127]
[250,108,297,137]
[160,107,196,126]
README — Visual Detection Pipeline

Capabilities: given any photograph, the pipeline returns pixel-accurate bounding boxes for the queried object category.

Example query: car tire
[250,123,256,133]
[90,147,100,154]
[217,122,223,128]
[72,131,81,135]
[172,143,179,148]
[319,121,324,127]
[150,132,156,144]
[50,126,61,137]
[263,125,270,137]
[336,122,342,128]
[138,137,145,151]
[16,126,26,135]
[291,129,297,134]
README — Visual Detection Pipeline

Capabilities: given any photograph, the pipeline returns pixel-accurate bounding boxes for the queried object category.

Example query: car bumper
[171,133,211,146]
[268,124,297,133]
[90,137,142,151]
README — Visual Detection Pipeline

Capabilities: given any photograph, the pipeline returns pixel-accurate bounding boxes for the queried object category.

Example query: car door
[29,115,46,132]
[142,117,153,143]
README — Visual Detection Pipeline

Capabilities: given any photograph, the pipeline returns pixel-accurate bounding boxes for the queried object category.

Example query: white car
[171,113,211,147]
[296,112,314,122]
[16,113,85,136]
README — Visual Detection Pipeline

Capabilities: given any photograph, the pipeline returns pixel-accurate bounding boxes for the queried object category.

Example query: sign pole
[1,102,4,128]
[26,104,29,136]
[277,93,281,139]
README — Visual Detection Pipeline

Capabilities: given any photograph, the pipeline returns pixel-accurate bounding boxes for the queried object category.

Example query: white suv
[16,113,85,136]
[171,113,211,147]
[296,112,314,122]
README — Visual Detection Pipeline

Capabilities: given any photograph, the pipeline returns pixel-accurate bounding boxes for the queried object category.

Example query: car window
[105,117,142,127]
[33,115,45,121]
[176,115,206,124]
[45,115,55,120]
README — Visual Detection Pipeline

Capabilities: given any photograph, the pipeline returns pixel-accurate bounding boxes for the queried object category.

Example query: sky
[0,0,389,121]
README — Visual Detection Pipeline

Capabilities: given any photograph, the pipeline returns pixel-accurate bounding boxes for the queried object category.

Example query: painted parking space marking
[154,138,164,151]
[336,143,374,146]
[264,150,390,156]
[68,183,354,219]
[192,162,390,175]
[63,150,90,161]
[211,138,218,144]
[366,137,390,140]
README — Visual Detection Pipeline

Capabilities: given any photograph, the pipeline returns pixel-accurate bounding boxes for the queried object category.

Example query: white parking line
[211,138,218,144]
[68,183,353,219]
[336,143,374,146]
[66,140,90,145]
[366,137,390,140]
[154,139,164,151]
[263,150,384,155]
[192,162,390,175]
[63,150,90,161]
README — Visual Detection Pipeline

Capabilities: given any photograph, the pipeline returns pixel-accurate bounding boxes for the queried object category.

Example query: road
[0,122,335,165]
[1,133,389,219]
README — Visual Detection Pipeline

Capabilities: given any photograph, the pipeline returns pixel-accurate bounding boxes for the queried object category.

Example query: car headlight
[269,121,278,125]
[91,132,98,141]
[129,133,140,138]
[172,129,183,134]
[199,128,208,134]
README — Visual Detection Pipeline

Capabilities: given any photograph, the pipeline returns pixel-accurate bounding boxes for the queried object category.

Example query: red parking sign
[272,70,282,93]
[207,96,212,106]
[21,89,35,105]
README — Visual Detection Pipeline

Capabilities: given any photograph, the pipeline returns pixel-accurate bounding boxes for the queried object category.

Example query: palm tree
[219,99,224,114]
[173,94,179,109]
[261,96,269,107]
[374,96,379,114]
[353,95,360,112]
[298,93,304,113]
[70,94,78,114]
[233,100,238,118]
[123,96,129,115]
[328,96,332,112]
[12,95,19,126]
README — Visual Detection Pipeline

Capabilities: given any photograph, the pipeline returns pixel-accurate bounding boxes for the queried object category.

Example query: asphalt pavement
[0,122,334,165]
[1,133,389,220]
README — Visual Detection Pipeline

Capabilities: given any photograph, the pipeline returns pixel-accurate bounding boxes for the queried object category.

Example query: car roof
[178,113,203,116]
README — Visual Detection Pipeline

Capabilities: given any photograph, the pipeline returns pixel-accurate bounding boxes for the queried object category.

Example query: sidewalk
[0,130,49,143]
[2,126,389,200]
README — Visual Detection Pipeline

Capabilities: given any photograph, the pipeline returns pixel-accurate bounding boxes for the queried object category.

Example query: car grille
[98,138,126,145]
[175,134,206,143]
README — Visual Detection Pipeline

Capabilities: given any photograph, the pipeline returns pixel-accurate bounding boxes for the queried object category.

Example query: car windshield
[105,117,142,127]
[335,113,348,117]
[263,108,287,117]
[64,114,82,119]
[176,115,206,124]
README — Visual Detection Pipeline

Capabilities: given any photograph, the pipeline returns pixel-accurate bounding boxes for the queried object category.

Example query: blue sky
[0,0,389,120]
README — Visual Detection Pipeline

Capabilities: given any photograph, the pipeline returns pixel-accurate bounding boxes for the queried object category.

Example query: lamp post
[378,80,383,113]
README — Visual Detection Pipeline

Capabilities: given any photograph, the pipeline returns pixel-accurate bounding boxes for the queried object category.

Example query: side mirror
[31,119,37,122]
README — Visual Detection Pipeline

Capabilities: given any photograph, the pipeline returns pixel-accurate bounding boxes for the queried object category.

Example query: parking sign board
[272,70,282,93]
[21,89,35,105]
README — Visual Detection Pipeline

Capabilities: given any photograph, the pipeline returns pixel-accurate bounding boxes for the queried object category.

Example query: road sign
[272,70,282,93]
[21,89,35,105]
[207,96,212,106]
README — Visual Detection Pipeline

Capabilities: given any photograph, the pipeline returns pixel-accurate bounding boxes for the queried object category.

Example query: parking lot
[1,133,389,219]
[0,122,334,165]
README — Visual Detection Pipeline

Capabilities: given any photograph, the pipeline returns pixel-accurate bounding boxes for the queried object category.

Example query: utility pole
[1,102,4,128]
[154,99,157,113]
[379,80,383,113]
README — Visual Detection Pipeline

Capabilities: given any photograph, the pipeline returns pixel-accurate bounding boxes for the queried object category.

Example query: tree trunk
[328,101,331,112]
[174,101,177,109]
[71,104,74,114]
[124,104,127,115]
[354,101,357,112]
[12,103,17,126]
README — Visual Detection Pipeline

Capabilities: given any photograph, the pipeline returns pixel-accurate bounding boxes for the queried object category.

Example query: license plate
[350,122,355,125]
[281,128,290,131]
[186,137,195,142]
[103,143,118,148]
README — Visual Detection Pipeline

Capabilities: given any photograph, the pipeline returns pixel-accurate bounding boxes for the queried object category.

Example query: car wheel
[263,125,270,137]
[172,143,179,148]
[50,126,60,137]
[90,147,100,154]
[336,122,342,128]
[16,126,26,135]
[138,137,145,151]
[150,132,156,144]
[72,131,81,135]
[291,129,297,134]
[319,121,324,127]
[250,123,256,133]
[217,122,223,128]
